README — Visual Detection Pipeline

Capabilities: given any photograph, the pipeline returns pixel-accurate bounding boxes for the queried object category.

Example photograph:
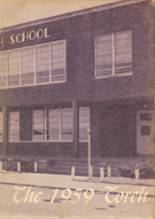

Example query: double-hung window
[95,30,132,78]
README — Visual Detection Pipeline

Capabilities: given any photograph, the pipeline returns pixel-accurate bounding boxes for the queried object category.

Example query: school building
[0,0,154,175]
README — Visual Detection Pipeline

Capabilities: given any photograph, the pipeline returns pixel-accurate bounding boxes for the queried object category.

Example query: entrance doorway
[137,111,154,155]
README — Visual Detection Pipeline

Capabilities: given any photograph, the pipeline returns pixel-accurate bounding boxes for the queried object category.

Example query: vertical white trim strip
[94,37,97,78]
[5,52,8,87]
[34,47,37,84]
[64,40,67,82]
[59,106,61,141]
[49,44,52,82]
[44,108,47,141]
[32,110,34,141]
[112,33,115,76]
[19,50,22,86]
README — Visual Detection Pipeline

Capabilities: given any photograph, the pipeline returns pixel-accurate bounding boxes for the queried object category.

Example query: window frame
[94,30,133,79]
[0,39,67,89]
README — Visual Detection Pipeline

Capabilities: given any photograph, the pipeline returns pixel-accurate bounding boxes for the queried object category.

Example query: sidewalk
[0,171,155,196]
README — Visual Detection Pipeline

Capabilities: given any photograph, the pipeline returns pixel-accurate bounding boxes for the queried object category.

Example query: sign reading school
[0,27,51,47]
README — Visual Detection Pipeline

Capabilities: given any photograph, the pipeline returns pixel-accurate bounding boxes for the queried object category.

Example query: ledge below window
[94,72,133,80]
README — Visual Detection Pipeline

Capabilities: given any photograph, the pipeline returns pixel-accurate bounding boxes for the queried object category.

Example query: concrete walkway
[0,171,155,196]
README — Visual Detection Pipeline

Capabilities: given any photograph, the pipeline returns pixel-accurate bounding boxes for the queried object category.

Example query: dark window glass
[141,126,151,136]
[140,113,152,121]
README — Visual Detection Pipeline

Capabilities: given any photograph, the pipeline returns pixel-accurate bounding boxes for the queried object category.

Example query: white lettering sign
[9,27,50,45]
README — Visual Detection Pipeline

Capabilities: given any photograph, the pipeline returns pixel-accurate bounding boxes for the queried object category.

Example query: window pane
[9,111,20,142]
[36,45,50,83]
[115,30,132,74]
[48,109,59,141]
[79,107,90,142]
[140,113,152,121]
[141,126,151,136]
[21,48,34,85]
[8,51,20,87]
[0,52,7,88]
[61,108,73,141]
[51,40,66,82]
[0,112,3,141]
[95,34,112,77]
[33,110,45,141]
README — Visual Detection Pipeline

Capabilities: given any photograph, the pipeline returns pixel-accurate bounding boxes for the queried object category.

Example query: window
[95,30,132,78]
[51,41,66,82]
[140,113,152,121]
[0,112,3,142]
[141,126,151,136]
[21,48,34,85]
[32,107,73,142]
[33,110,45,141]
[48,109,60,141]
[9,111,20,142]
[0,53,7,88]
[0,39,66,89]
[36,45,50,83]
[79,107,90,142]
[8,51,20,87]
[61,108,73,141]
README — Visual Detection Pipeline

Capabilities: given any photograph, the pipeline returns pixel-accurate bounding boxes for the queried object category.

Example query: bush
[119,167,134,178]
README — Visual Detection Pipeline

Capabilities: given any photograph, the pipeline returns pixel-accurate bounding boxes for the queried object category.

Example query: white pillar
[34,161,38,172]
[135,168,140,180]
[88,165,93,179]
[17,162,21,172]
[107,166,111,177]
[0,161,3,171]
[88,128,92,179]
[100,167,105,182]
[71,166,75,180]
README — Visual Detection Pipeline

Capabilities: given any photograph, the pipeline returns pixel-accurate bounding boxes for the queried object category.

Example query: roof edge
[0,0,149,32]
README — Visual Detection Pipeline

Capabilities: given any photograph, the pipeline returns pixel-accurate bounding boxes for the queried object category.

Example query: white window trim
[94,31,133,79]
[0,40,67,90]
